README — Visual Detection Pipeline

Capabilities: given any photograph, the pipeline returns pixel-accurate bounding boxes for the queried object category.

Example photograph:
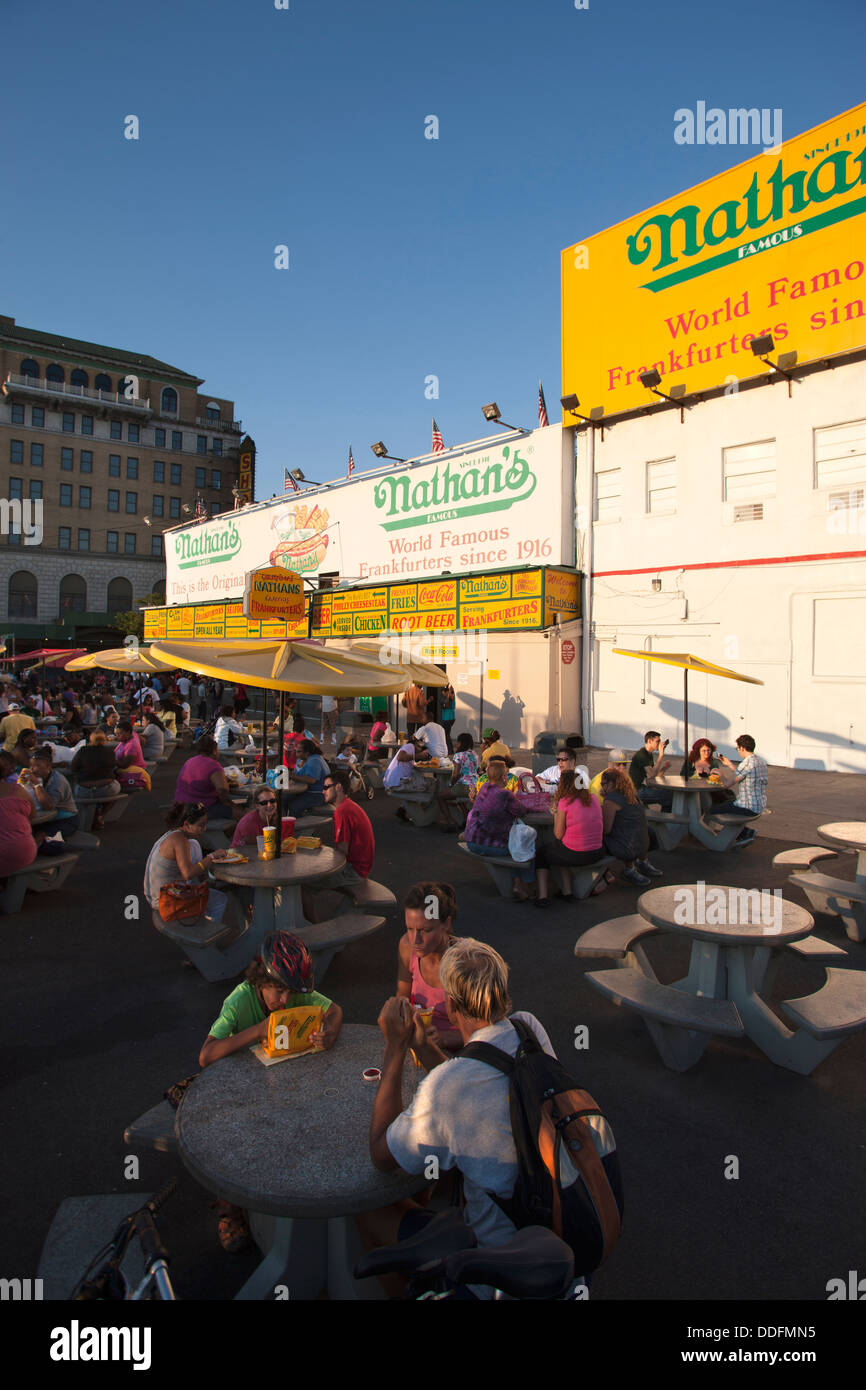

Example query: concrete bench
[789,871,866,943]
[296,912,386,979]
[0,852,80,914]
[331,878,398,913]
[386,788,439,828]
[586,966,745,1037]
[122,1099,178,1154]
[152,906,235,951]
[644,808,690,852]
[781,968,866,1040]
[574,915,659,968]
[772,847,839,869]
[77,794,129,833]
[786,935,848,959]
[65,830,101,851]
[457,842,528,897]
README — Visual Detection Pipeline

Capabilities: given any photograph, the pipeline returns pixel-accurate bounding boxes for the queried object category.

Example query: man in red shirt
[324,768,375,883]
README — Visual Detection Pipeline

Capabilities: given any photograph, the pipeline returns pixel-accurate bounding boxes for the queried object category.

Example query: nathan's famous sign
[164,425,574,604]
[562,102,866,417]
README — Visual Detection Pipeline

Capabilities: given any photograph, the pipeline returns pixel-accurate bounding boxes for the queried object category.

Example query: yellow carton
[263,1005,323,1057]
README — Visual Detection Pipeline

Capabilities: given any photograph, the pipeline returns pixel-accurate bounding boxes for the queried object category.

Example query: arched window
[206,400,220,422]
[107,577,132,612]
[95,373,112,393]
[70,368,89,388]
[59,574,87,613]
[20,359,39,378]
[46,363,65,383]
[8,570,37,617]
[161,387,178,414]
[152,578,166,604]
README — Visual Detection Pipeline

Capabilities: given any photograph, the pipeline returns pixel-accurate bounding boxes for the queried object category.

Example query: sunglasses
[257,797,276,806]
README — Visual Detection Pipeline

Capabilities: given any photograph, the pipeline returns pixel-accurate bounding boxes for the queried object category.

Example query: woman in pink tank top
[396,881,462,1052]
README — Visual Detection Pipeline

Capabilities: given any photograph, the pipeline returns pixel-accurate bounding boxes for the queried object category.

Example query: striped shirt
[733,753,768,813]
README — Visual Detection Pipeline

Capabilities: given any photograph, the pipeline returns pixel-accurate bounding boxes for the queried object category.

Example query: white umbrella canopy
[149,638,447,696]
[66,646,177,674]
[345,638,450,688]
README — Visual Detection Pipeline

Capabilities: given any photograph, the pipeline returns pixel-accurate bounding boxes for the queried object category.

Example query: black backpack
[462,1017,623,1274]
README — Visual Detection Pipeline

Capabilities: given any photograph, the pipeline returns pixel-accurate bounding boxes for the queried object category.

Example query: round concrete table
[213,846,345,938]
[651,775,743,851]
[177,1025,424,1299]
[817,822,866,884]
[631,884,826,1071]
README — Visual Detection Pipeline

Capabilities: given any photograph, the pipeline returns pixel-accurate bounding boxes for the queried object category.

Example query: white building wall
[450,620,583,750]
[578,357,866,771]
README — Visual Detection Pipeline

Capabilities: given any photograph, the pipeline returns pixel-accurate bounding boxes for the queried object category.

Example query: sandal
[211,1200,253,1254]
[590,879,609,897]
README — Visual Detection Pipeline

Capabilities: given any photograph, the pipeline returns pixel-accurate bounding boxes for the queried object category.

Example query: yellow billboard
[562,102,866,417]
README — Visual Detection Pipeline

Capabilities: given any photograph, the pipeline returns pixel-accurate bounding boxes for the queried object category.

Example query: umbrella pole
[275,688,285,860]
[683,669,689,764]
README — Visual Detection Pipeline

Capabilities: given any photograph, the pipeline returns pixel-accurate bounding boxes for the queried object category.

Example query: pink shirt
[560,793,604,852]
[116,733,145,769]
[232,811,296,847]
[409,952,450,1035]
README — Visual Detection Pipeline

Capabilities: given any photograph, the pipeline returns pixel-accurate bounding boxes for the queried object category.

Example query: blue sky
[1,0,863,495]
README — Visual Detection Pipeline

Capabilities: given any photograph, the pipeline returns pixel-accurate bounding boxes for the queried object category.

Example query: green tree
[109,591,163,641]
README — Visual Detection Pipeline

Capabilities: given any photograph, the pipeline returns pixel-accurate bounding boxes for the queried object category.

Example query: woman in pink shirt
[0,755,37,876]
[395,881,462,1053]
[232,786,296,847]
[534,769,604,907]
[114,720,149,791]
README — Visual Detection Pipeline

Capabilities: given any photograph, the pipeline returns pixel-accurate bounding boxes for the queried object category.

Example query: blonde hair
[438,937,511,1023]
[89,730,108,745]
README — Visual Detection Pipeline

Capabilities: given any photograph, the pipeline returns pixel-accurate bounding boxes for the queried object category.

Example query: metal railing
[3,374,151,410]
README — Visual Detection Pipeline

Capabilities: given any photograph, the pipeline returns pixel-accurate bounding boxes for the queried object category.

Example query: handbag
[158,879,209,923]
[508,820,537,862]
[514,771,553,814]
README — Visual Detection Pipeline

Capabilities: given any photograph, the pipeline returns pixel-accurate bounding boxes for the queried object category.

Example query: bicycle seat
[445,1226,575,1299]
[354,1209,476,1280]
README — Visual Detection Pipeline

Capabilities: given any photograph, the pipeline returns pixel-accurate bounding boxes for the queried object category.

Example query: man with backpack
[367,938,622,1295]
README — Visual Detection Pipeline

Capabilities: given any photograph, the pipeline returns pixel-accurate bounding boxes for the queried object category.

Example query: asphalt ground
[1,745,865,1302]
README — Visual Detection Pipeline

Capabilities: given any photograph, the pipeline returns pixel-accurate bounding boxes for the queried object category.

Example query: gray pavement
[2,742,865,1300]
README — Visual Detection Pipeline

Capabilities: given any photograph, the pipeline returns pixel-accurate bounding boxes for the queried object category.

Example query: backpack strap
[460,1041,514,1077]
[510,1016,543,1054]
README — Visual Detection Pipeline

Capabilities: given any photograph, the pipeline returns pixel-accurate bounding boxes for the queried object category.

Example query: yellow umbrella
[344,638,451,689]
[66,646,177,674]
[612,650,763,757]
[149,638,447,695]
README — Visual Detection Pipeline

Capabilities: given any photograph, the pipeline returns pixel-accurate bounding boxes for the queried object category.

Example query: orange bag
[158,880,209,922]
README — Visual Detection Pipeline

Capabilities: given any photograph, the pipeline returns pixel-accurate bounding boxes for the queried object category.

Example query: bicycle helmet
[260,931,314,994]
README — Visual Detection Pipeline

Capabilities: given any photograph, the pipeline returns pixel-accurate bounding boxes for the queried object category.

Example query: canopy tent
[66,647,176,675]
[611,650,764,759]
[0,647,87,668]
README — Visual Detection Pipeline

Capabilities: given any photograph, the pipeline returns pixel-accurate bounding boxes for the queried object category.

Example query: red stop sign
[561,639,575,665]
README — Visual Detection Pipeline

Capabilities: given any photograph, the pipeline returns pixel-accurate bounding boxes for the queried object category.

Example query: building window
[151,533,164,557]
[8,570,37,617]
[61,448,74,470]
[109,455,121,477]
[95,373,112,393]
[154,460,165,482]
[814,419,866,493]
[106,531,119,553]
[153,495,164,516]
[62,411,75,432]
[170,462,181,485]
[206,403,220,423]
[127,457,139,479]
[161,387,178,414]
[29,480,42,500]
[210,501,220,516]
[124,533,136,555]
[60,484,73,507]
[169,497,181,519]
[171,430,182,451]
[78,528,90,552]
[30,443,43,467]
[79,486,92,509]
[7,531,21,547]
[646,458,677,515]
[195,466,206,489]
[31,406,44,427]
[125,491,137,514]
[59,574,87,613]
[108,576,132,608]
[210,469,222,490]
[110,420,122,439]
[9,477,22,500]
[594,468,621,522]
[46,363,65,383]
[128,423,140,443]
[81,415,94,435]
[196,435,207,454]
[108,489,120,512]
[20,359,38,379]
[80,450,92,473]
[154,427,166,447]
[71,369,88,389]
[723,440,776,502]
[58,527,71,550]
[212,438,223,457]
[10,440,23,464]
[10,404,24,424]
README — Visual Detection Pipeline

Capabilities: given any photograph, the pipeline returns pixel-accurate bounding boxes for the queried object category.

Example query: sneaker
[731,830,756,850]
[637,859,664,878]
[623,867,651,886]
[533,897,549,909]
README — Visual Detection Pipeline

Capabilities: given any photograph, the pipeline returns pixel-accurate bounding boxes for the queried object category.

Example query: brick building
[0,313,249,645]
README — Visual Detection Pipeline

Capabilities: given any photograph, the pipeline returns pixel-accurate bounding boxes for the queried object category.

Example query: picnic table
[817,823,866,882]
[785,822,866,943]
[648,775,755,852]
[212,845,346,937]
[176,1024,423,1299]
[582,883,866,1073]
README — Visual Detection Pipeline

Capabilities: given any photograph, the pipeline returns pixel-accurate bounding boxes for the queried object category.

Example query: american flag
[193,495,207,520]
[431,419,444,453]
[284,468,300,494]
[347,445,355,477]
[538,381,549,428]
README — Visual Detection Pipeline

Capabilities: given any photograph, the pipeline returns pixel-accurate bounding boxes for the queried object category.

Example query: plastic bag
[508,820,537,862]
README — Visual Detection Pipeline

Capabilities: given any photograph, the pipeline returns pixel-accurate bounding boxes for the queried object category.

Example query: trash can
[531,731,583,776]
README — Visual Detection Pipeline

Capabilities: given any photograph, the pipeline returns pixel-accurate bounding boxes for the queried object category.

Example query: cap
[608,748,628,764]
[9,703,20,711]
